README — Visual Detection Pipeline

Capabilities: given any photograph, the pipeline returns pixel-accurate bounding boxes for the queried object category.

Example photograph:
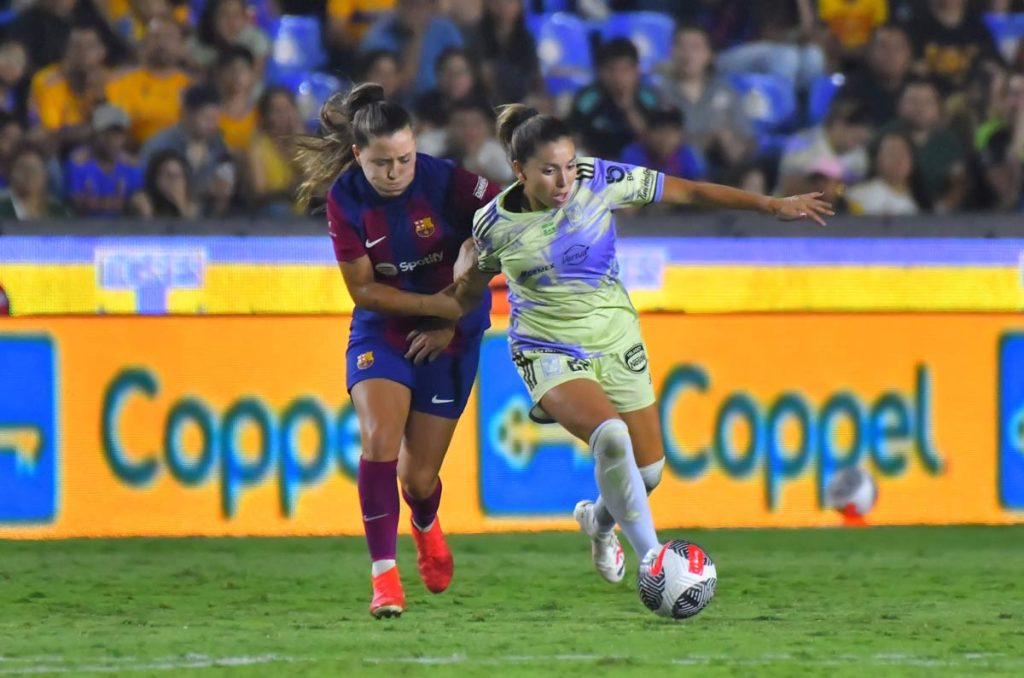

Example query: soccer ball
[825,467,878,517]
[637,540,717,620]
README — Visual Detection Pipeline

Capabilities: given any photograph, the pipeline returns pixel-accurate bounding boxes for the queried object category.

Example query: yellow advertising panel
[3,236,1023,314]
[1,314,1022,539]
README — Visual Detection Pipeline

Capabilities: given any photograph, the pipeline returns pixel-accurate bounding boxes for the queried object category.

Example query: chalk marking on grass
[0,654,296,674]
[2,651,1018,673]
[363,652,1021,669]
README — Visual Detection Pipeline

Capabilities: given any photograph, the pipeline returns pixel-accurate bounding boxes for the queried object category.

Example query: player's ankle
[412,518,436,532]
[371,559,396,576]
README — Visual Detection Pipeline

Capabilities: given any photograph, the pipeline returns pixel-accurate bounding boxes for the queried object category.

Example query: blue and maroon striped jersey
[326,153,500,351]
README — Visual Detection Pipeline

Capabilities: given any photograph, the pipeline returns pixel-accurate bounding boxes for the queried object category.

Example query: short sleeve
[326,191,366,263]
[448,166,502,238]
[579,156,664,209]
[471,204,502,274]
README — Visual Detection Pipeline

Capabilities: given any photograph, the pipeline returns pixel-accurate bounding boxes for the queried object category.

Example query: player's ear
[512,160,526,183]
[352,145,362,166]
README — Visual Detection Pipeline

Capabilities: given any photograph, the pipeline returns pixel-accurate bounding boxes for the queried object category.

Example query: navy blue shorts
[346,336,482,419]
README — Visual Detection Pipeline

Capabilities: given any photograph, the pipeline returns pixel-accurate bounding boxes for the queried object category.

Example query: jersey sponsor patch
[540,355,564,378]
[400,250,443,273]
[606,164,628,184]
[624,343,648,373]
[375,263,399,276]
[563,244,589,265]
[474,176,489,200]
[357,351,374,370]
[638,167,658,203]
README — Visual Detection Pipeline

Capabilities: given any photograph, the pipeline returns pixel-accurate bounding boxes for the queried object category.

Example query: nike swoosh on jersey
[366,236,387,248]
[431,396,455,404]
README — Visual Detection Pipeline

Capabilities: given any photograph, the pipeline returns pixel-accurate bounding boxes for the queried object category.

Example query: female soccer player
[295,83,499,618]
[430,105,831,585]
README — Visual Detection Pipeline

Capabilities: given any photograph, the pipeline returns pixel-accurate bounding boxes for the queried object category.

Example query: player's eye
[398,155,411,164]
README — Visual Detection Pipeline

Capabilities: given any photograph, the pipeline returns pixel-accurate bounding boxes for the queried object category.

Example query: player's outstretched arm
[659,176,835,226]
[339,256,458,318]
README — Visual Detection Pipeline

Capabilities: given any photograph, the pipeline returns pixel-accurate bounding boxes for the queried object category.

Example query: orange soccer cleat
[411,517,454,593]
[369,566,405,618]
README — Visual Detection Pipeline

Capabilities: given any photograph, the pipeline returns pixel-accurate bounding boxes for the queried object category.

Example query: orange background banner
[0,313,1022,539]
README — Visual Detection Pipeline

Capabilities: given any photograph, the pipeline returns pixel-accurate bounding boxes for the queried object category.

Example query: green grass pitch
[1,526,1023,676]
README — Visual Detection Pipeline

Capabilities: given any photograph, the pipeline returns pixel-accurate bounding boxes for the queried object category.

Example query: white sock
[639,457,665,493]
[371,559,396,577]
[592,457,665,533]
[412,518,435,532]
[589,419,659,557]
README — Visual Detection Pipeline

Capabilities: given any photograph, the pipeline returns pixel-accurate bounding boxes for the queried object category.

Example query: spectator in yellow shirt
[818,0,888,56]
[98,0,190,47]
[30,24,110,153]
[243,85,304,215]
[215,46,259,152]
[105,17,191,145]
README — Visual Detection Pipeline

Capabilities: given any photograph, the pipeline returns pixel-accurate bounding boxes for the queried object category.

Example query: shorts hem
[615,393,657,415]
[528,373,601,424]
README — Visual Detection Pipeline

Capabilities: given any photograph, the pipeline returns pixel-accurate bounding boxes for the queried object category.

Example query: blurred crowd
[0,0,1022,220]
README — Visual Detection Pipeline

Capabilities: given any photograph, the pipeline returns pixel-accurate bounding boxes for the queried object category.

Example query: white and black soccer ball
[637,540,717,620]
[825,467,878,516]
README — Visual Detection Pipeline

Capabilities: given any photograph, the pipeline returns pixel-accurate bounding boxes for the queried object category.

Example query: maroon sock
[402,478,442,531]
[357,458,399,562]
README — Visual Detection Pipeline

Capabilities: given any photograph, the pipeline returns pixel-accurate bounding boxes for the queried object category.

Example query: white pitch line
[1,652,1018,673]
[364,652,1020,668]
[0,654,294,675]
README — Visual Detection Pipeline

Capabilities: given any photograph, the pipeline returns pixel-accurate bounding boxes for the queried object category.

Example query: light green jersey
[472,157,664,358]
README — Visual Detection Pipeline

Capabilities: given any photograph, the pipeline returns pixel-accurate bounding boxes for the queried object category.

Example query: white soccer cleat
[574,500,626,584]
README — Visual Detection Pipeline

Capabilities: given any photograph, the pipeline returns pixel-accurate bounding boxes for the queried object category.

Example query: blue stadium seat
[983,12,1024,62]
[807,73,846,126]
[296,73,350,132]
[599,12,675,74]
[728,72,798,157]
[529,13,594,96]
[268,15,325,80]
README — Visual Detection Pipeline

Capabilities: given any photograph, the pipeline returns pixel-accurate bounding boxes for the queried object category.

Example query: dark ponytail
[496,103,573,165]
[295,82,412,209]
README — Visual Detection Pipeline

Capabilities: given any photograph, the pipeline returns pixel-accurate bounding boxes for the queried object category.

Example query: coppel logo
[102,368,361,518]
[0,335,58,523]
[999,334,1024,509]
[659,364,944,508]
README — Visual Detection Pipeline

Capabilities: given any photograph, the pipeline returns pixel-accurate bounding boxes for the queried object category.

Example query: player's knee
[589,418,631,460]
[399,467,438,500]
[639,457,665,494]
[358,423,401,462]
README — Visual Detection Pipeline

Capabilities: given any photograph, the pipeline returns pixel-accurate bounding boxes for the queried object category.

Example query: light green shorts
[510,334,655,424]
